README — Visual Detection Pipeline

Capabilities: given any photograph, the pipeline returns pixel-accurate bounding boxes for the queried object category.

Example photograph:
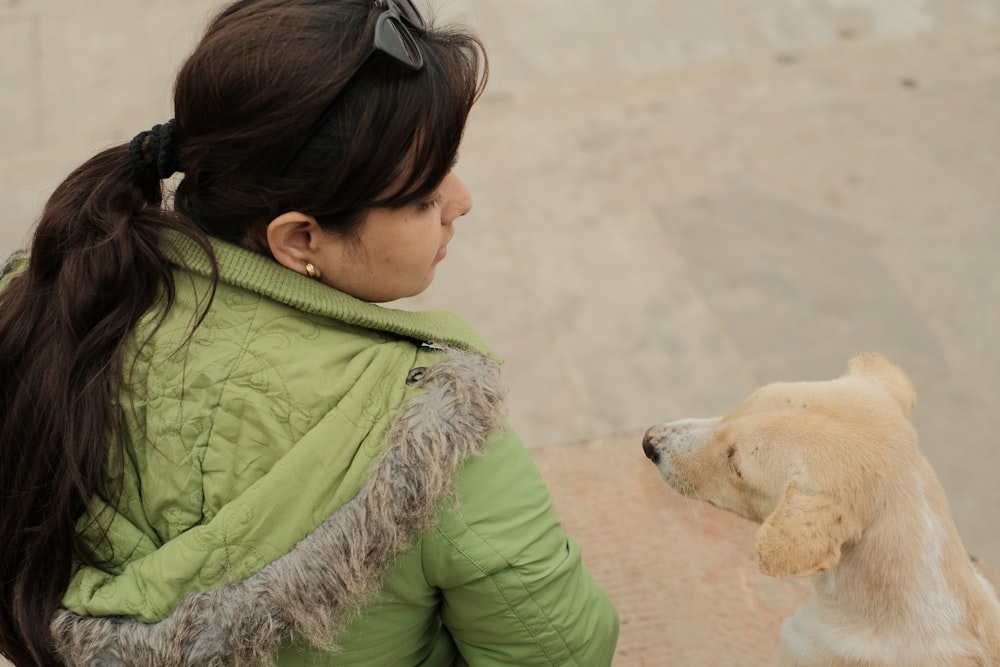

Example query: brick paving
[532,434,812,667]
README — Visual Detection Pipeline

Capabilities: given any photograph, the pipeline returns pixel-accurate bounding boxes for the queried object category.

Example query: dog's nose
[642,430,661,464]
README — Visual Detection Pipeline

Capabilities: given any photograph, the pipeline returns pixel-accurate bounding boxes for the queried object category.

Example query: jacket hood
[50,348,506,666]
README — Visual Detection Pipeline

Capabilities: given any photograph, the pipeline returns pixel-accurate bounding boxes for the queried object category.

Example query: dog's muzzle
[642,418,721,466]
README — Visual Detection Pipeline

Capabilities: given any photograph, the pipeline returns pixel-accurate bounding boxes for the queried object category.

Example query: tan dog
[642,353,1000,666]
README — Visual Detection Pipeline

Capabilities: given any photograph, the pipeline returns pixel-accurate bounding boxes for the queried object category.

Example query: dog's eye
[727,445,742,478]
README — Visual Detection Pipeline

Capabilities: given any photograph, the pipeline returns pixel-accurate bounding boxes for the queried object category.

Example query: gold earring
[304,262,320,279]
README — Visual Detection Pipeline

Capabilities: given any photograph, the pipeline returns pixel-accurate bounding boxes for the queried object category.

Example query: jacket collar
[161,230,496,358]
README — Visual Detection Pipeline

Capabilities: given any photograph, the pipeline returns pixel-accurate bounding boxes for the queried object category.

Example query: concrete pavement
[1,1,998,665]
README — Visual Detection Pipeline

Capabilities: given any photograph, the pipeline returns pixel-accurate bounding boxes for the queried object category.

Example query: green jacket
[5,235,618,665]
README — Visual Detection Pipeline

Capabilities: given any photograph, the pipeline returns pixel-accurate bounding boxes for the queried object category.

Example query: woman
[0,0,619,665]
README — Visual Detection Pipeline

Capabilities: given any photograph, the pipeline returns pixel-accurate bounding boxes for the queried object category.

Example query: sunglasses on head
[277,0,427,176]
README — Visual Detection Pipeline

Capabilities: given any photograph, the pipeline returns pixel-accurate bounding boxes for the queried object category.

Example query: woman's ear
[266,211,321,275]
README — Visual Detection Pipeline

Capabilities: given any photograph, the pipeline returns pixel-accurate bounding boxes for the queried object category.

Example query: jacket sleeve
[421,427,619,666]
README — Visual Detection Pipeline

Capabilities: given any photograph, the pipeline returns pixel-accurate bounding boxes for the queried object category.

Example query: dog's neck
[817,464,967,615]
[799,455,1000,663]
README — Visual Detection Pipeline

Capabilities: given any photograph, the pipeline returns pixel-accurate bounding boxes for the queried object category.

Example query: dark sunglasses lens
[375,16,423,69]
[391,0,426,29]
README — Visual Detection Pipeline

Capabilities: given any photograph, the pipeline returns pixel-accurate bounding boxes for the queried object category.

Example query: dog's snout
[642,418,718,464]
[642,428,662,464]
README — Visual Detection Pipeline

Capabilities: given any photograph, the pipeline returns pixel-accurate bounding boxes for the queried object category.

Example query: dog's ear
[847,353,917,418]
[754,478,862,578]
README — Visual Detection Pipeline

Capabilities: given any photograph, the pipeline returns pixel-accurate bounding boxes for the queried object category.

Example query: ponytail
[0,131,213,666]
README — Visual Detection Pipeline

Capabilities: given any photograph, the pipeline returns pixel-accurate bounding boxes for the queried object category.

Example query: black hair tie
[129,119,180,181]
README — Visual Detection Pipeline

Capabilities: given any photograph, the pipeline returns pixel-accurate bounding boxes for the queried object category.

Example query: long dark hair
[0,1,487,664]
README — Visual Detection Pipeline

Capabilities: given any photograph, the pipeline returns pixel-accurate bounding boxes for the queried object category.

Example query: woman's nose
[442,172,473,223]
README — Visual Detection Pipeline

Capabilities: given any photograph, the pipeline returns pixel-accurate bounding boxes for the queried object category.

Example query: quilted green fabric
[60,233,494,621]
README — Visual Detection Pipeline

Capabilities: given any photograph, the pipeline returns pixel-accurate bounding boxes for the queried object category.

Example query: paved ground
[2,1,999,665]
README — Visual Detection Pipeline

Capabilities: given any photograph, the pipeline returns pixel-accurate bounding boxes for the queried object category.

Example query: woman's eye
[418,194,442,211]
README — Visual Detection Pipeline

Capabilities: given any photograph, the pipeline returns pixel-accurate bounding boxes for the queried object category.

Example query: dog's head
[643,353,918,578]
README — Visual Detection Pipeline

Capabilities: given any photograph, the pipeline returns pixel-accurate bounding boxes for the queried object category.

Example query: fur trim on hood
[51,349,506,666]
